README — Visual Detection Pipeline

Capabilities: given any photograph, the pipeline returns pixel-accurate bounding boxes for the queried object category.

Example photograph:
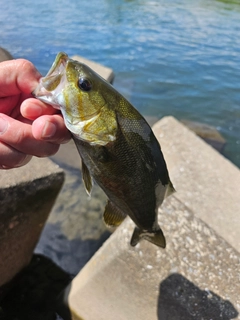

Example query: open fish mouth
[32,52,69,109]
[44,52,68,78]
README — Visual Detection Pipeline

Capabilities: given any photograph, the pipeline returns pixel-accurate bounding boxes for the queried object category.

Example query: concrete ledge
[0,47,13,61]
[0,157,64,287]
[61,116,240,320]
[63,198,239,320]
[153,116,240,252]
[180,119,226,152]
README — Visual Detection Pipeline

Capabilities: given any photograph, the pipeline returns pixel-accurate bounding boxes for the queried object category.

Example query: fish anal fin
[130,227,166,248]
[103,201,126,227]
[81,159,93,195]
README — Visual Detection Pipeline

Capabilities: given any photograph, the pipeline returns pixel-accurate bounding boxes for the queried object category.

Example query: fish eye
[78,77,92,92]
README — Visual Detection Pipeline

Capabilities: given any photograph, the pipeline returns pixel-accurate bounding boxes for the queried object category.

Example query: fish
[33,52,175,248]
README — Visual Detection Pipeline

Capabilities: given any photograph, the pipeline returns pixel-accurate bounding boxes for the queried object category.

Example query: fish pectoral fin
[81,159,93,195]
[130,227,166,248]
[103,201,126,227]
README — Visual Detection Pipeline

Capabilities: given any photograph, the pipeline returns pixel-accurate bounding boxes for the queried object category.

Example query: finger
[0,142,32,169]
[0,114,60,157]
[32,114,71,144]
[0,59,41,97]
[21,98,60,120]
[0,95,20,115]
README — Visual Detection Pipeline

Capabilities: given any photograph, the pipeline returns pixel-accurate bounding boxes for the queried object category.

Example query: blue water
[0,0,240,167]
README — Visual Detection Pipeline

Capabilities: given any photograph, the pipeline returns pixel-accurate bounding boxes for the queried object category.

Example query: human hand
[0,59,71,169]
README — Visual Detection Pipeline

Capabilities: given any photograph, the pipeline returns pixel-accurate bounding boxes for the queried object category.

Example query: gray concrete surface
[61,116,240,320]
[0,47,13,61]
[0,158,64,287]
[153,116,240,253]
[180,119,226,152]
[62,198,240,320]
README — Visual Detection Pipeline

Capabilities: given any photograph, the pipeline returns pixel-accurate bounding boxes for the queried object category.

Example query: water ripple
[0,0,239,166]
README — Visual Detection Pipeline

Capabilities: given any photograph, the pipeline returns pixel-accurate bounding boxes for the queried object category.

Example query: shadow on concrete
[56,284,73,320]
[0,254,72,320]
[157,273,238,320]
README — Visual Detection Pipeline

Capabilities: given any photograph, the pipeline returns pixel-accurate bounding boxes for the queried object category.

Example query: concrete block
[50,139,80,170]
[0,157,64,287]
[62,197,240,320]
[0,48,13,62]
[180,119,226,152]
[152,116,240,253]
[60,116,240,320]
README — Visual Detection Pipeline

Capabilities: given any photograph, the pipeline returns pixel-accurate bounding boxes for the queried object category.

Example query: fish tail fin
[164,180,176,199]
[130,227,142,247]
[130,227,166,248]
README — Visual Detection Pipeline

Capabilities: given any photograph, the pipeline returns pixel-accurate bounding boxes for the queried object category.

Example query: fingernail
[33,105,43,117]
[23,103,43,118]
[0,117,8,135]
[42,121,56,138]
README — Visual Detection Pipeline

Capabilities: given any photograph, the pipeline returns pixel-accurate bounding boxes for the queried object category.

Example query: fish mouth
[45,52,68,78]
[32,52,69,109]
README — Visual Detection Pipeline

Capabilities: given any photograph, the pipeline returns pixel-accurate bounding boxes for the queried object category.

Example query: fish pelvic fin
[81,158,93,195]
[130,227,166,248]
[103,201,127,227]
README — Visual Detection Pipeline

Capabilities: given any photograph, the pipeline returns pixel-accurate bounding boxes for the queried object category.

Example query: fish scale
[33,52,175,248]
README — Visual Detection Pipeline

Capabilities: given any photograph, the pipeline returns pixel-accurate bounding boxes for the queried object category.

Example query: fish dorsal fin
[164,180,176,199]
[81,159,93,195]
[103,201,126,227]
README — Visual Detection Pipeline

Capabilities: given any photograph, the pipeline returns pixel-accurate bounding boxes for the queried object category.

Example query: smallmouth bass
[33,52,175,248]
